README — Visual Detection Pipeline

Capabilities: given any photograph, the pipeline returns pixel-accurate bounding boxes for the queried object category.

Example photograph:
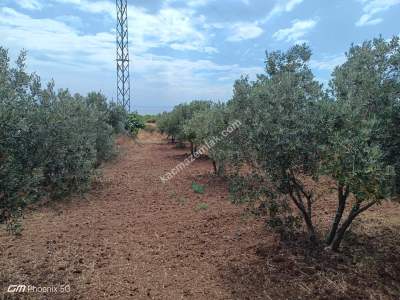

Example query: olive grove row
[0,48,129,225]
[158,37,400,251]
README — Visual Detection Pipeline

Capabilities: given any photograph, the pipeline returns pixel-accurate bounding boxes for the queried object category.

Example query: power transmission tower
[116,0,131,111]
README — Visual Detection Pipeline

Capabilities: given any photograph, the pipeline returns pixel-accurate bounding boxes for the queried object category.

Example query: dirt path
[0,133,265,299]
[1,132,400,300]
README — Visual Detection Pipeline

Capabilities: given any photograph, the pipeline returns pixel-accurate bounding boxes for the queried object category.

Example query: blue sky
[1,0,399,113]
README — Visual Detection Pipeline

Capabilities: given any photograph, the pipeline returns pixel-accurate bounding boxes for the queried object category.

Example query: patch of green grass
[240,211,257,222]
[192,182,205,194]
[143,125,156,133]
[177,197,187,205]
[195,203,209,211]
[169,191,177,199]
[6,209,24,236]
[175,142,186,149]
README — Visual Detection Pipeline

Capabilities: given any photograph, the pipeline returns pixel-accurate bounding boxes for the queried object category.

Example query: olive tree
[157,111,180,143]
[158,101,212,153]
[229,44,324,241]
[0,48,124,223]
[330,36,400,194]
[320,101,394,250]
[183,103,231,174]
[322,37,399,250]
[0,49,43,221]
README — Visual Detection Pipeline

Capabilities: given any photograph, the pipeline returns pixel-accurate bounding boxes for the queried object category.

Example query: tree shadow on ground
[219,227,400,300]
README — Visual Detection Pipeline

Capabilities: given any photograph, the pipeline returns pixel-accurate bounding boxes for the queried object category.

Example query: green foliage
[125,112,146,136]
[141,114,158,123]
[156,38,399,251]
[195,203,209,211]
[85,92,116,164]
[158,100,233,174]
[157,101,212,145]
[177,196,187,205]
[108,102,128,134]
[330,36,400,194]
[320,103,394,202]
[320,37,399,250]
[191,182,205,194]
[6,208,23,235]
[175,141,186,149]
[265,197,302,240]
[183,102,231,174]
[0,48,124,223]
[224,39,397,250]
[157,111,180,142]
[228,173,271,205]
[227,44,323,241]
[143,124,157,133]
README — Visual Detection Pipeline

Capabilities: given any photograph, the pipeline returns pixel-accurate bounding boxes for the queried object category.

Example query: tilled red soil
[1,132,399,300]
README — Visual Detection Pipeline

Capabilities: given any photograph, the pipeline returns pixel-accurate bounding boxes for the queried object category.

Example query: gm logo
[7,285,26,293]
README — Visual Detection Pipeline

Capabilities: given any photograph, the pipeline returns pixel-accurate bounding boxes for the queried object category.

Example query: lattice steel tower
[116,0,131,111]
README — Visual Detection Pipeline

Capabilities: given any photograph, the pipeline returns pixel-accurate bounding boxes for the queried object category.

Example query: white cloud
[169,43,218,54]
[52,0,114,14]
[264,0,304,21]
[164,0,216,8]
[165,0,249,8]
[227,22,264,42]
[0,7,115,68]
[55,15,84,28]
[135,54,262,86]
[15,0,43,10]
[125,54,263,108]
[357,15,383,26]
[208,0,301,42]
[310,54,346,71]
[50,0,215,54]
[186,0,213,7]
[128,7,214,53]
[273,19,317,43]
[0,7,261,106]
[356,0,400,26]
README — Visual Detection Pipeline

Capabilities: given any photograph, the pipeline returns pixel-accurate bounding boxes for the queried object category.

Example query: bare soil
[1,132,399,299]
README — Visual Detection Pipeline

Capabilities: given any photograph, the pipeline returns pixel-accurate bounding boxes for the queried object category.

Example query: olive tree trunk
[326,184,348,245]
[288,181,317,242]
[190,141,194,156]
[212,160,217,174]
[327,200,377,251]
